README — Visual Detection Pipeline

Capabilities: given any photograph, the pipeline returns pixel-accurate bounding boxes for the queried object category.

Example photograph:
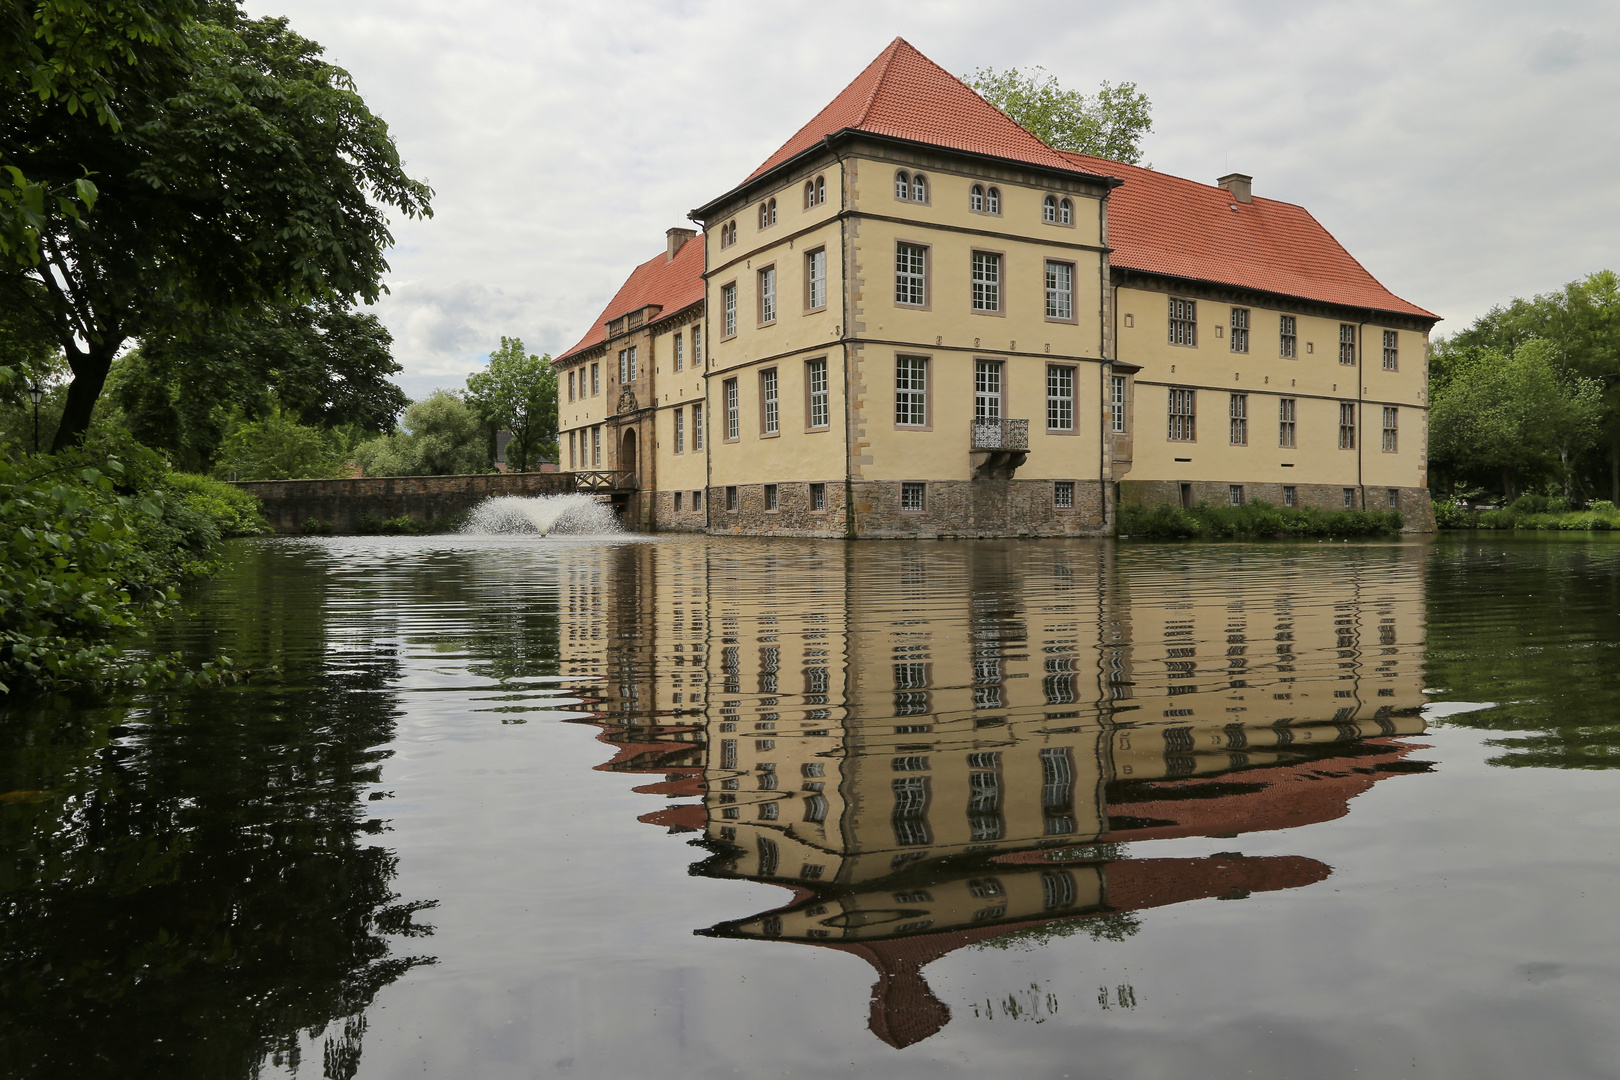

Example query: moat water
[3,533,1619,1079]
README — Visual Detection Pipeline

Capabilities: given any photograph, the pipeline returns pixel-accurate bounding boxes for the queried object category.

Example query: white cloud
[248,0,1620,389]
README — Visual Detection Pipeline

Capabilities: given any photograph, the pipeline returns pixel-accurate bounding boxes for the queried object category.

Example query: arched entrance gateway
[619,428,637,483]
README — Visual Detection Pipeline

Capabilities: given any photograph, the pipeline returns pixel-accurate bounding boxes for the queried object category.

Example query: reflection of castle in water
[562,541,1431,1047]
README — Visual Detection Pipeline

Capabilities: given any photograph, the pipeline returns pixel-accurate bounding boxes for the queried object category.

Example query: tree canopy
[464,337,558,472]
[352,391,488,478]
[1,0,432,450]
[1432,271,1620,502]
[966,66,1153,164]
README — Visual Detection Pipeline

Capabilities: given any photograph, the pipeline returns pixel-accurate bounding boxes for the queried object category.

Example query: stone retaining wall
[235,473,576,534]
[705,479,1111,538]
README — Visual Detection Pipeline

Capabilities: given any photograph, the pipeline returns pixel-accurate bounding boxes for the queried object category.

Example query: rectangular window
[1283,485,1296,508]
[1383,406,1398,452]
[900,482,926,511]
[975,359,1002,421]
[895,242,926,306]
[692,402,703,450]
[1229,393,1248,445]
[1339,323,1356,365]
[760,368,778,434]
[895,356,928,427]
[1110,375,1126,433]
[1046,364,1074,431]
[810,482,826,511]
[726,486,738,511]
[568,430,576,468]
[692,325,702,366]
[1045,261,1073,320]
[1168,387,1196,441]
[629,346,638,381]
[723,283,737,337]
[673,333,683,371]
[592,425,602,466]
[1230,307,1249,353]
[758,266,776,324]
[1339,402,1356,449]
[1383,329,1399,371]
[1229,484,1244,506]
[971,251,1001,312]
[806,358,828,428]
[674,408,684,453]
[568,370,575,402]
[806,249,826,310]
[1279,397,1296,447]
[673,491,682,512]
[1280,315,1297,358]
[1169,297,1197,346]
[764,483,778,511]
[1054,481,1075,508]
[1344,487,1356,508]
[724,378,739,440]
[590,362,600,395]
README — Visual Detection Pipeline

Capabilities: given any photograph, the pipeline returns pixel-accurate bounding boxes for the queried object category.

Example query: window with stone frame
[1169,298,1197,346]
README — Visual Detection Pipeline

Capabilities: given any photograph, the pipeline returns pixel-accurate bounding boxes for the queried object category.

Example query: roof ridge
[852,38,906,129]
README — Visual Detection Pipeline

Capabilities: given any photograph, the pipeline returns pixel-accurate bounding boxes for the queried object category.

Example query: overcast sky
[242,0,1620,400]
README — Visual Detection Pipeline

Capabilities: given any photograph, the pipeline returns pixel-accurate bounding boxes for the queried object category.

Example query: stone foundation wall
[651,488,712,533]
[235,472,575,534]
[707,481,849,538]
[706,479,1110,538]
[1119,479,1436,532]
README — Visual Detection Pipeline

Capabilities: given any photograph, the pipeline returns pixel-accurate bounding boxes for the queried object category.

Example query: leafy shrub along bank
[0,438,265,694]
[1436,494,1620,531]
[1118,501,1404,539]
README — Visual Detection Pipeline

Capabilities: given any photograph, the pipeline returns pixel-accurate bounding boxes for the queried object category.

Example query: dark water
[2,533,1619,1079]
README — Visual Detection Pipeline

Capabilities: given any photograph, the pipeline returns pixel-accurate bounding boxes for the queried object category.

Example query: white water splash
[459,494,623,536]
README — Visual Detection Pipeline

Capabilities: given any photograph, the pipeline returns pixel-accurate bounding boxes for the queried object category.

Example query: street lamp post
[26,383,44,453]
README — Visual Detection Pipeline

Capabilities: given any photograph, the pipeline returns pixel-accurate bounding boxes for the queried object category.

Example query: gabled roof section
[557,235,706,364]
[1060,151,1437,321]
[740,38,1110,187]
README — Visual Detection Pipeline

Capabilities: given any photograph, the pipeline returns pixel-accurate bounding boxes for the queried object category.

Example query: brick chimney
[666,227,696,261]
[1217,173,1253,204]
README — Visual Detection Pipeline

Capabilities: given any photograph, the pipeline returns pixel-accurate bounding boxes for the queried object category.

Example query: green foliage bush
[211,411,344,481]
[168,472,270,538]
[0,437,252,694]
[1442,497,1620,531]
[352,390,488,477]
[1117,501,1403,539]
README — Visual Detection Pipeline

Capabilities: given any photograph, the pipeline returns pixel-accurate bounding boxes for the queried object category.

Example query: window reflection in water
[562,540,1432,1048]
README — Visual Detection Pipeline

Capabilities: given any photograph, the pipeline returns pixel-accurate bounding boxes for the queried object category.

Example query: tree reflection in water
[0,546,434,1079]
[562,539,1436,1048]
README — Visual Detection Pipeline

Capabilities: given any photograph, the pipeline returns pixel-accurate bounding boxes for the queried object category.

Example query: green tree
[1438,270,1620,500]
[464,336,558,472]
[210,409,342,481]
[1429,340,1604,501]
[966,66,1152,163]
[108,299,407,472]
[2,1,432,451]
[352,390,487,477]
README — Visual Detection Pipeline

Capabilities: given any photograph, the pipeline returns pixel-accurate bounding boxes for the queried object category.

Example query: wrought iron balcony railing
[970,418,1029,451]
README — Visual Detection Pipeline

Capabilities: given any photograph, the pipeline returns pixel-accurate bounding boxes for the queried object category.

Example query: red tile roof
[557,235,706,363]
[740,38,1109,187]
[1060,151,1436,320]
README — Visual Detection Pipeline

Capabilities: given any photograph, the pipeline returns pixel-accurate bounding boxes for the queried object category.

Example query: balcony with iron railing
[969,418,1029,479]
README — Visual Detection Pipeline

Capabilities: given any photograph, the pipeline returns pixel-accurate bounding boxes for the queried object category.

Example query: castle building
[554,38,1439,536]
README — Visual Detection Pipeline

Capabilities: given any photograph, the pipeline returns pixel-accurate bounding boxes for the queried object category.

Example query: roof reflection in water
[561,539,1432,1048]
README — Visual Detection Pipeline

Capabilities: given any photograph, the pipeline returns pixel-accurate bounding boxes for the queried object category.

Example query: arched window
[971,184,984,212]
[911,173,927,202]
[768,197,777,225]
[721,220,735,248]
[895,170,910,199]
[987,187,1001,214]
[1043,194,1057,223]
[805,180,815,208]
[759,202,769,229]
[815,175,825,204]
[1060,198,1073,225]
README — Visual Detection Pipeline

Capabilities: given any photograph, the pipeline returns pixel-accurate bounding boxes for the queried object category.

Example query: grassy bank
[1436,495,1620,531]
[0,439,269,694]
[1118,501,1404,539]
